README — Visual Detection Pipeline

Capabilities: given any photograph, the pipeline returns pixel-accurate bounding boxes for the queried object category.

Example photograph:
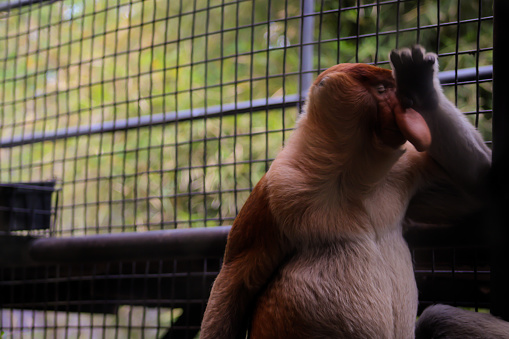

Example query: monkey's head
[306,63,430,153]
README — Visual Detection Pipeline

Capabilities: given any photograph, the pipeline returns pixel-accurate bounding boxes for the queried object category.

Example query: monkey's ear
[313,72,354,92]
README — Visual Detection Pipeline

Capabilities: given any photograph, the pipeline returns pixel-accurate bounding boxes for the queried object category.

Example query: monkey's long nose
[393,103,431,152]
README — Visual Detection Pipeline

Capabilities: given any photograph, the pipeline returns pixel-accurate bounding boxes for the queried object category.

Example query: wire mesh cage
[0,0,498,337]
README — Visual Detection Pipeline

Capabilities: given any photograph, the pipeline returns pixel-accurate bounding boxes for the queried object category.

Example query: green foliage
[0,0,493,235]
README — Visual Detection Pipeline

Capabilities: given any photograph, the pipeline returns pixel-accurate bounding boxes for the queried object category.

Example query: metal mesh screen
[0,0,493,236]
[413,247,490,313]
[0,0,495,337]
[1,0,305,236]
[1,257,222,337]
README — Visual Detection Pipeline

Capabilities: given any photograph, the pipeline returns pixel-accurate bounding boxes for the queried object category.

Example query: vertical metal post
[300,0,315,101]
[490,0,509,320]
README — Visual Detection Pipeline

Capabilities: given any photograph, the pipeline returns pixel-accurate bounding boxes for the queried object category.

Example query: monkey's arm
[391,46,491,187]
[200,175,287,339]
[391,46,491,223]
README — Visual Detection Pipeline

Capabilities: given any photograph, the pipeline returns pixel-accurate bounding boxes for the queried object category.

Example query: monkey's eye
[377,84,386,94]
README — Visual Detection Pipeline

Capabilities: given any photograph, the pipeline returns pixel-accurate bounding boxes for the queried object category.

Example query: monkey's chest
[249,235,418,339]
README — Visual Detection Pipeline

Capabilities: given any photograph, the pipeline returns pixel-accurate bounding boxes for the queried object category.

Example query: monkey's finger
[424,54,435,65]
[399,49,413,65]
[412,45,424,63]
[390,50,403,68]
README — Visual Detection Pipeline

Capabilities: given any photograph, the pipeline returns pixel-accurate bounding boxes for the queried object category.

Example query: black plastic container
[0,181,56,231]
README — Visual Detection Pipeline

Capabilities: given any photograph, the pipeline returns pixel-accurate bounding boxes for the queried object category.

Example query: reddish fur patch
[200,175,286,339]
[314,63,394,88]
[224,174,283,268]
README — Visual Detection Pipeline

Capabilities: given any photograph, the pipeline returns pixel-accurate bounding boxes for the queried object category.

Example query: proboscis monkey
[200,46,493,338]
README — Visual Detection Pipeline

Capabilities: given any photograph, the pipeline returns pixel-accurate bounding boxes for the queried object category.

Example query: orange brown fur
[200,47,491,338]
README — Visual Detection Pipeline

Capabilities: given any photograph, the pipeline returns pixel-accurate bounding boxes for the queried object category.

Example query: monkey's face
[308,63,417,151]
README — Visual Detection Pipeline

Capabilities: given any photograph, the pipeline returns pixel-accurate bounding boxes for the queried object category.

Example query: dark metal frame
[490,0,509,320]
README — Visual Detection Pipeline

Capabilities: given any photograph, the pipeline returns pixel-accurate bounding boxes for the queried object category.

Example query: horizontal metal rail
[0,94,301,148]
[0,226,231,266]
[0,214,488,267]
[0,66,492,149]
[0,0,59,12]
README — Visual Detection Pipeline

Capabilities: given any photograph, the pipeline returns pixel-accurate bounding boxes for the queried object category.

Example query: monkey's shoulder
[225,175,282,260]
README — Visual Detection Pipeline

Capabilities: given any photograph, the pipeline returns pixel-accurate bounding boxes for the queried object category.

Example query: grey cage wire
[0,0,506,338]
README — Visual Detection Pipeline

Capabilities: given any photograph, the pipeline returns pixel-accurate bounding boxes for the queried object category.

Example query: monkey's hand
[390,45,439,111]
[390,46,490,213]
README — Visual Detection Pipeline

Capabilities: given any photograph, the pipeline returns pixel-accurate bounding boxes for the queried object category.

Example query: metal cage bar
[0,65,493,148]
[490,0,509,320]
